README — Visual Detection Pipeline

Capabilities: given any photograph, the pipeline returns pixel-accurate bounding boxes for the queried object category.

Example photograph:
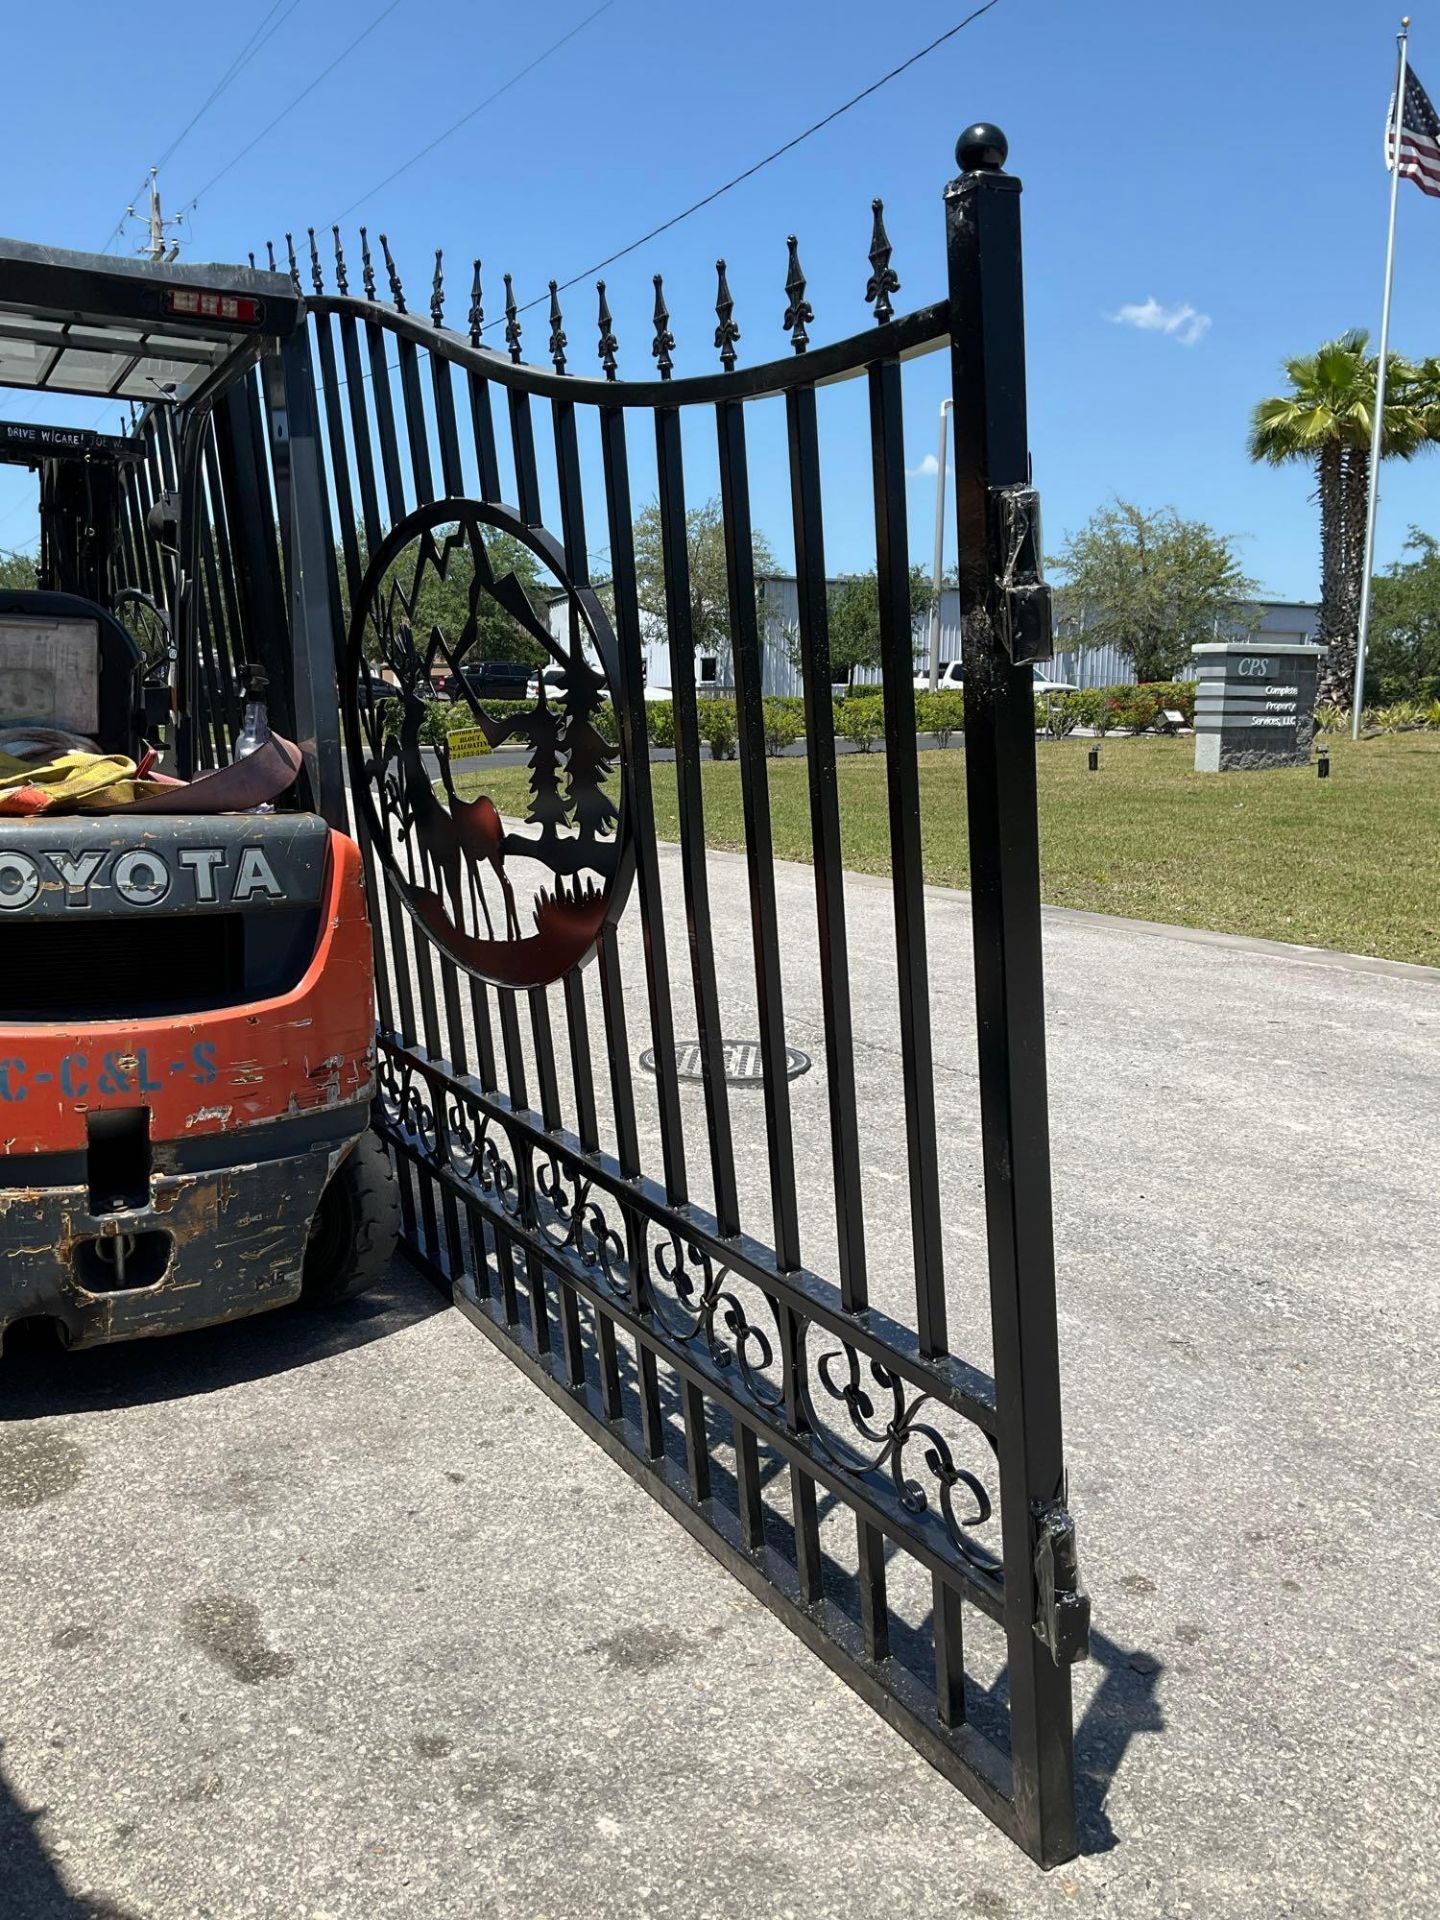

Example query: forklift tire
[302,1131,400,1307]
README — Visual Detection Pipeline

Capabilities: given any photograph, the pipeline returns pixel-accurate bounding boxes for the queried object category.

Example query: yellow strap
[0,750,140,804]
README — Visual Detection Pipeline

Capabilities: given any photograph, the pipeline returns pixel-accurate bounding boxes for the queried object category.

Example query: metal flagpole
[1353,17,1412,738]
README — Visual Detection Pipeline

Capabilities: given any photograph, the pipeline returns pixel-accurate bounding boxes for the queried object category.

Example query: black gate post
[947,124,1087,1867]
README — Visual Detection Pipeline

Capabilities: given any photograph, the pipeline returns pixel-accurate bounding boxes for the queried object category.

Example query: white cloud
[1110,296,1211,347]
[907,452,940,477]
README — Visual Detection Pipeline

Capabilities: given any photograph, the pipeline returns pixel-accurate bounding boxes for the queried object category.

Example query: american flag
[1387,64,1440,197]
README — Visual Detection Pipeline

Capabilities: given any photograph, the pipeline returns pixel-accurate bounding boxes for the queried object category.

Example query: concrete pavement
[2,844,1437,1918]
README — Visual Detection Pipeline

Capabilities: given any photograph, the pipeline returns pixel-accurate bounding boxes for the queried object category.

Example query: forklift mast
[0,239,344,824]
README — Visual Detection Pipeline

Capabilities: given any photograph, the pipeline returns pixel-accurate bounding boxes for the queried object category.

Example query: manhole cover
[639,1040,811,1086]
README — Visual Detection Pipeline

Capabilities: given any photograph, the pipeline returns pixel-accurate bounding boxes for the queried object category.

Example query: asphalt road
[2,847,1437,1919]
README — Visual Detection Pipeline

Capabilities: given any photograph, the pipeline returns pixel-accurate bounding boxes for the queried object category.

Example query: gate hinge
[989,482,1053,665]
[1032,1497,1090,1666]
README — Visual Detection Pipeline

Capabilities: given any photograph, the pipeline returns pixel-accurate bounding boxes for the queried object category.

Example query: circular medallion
[343,499,632,989]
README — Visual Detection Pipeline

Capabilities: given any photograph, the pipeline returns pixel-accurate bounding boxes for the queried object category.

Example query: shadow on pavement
[0,1747,140,1919]
[0,1262,447,1420]
[1071,1627,1165,1853]
[962,1621,1164,1856]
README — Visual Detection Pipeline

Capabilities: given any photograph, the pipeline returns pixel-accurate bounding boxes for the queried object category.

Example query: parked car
[913,661,1077,696]
[539,660,670,703]
[460,660,531,701]
[525,664,566,701]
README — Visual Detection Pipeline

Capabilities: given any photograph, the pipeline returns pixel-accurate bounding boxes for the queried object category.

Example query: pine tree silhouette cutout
[558,635,618,876]
[521,686,569,859]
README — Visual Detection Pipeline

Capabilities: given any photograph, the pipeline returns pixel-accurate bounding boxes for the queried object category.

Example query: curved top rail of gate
[281,218,949,406]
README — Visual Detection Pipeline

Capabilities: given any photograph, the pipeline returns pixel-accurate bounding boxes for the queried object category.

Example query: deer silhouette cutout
[435,738,522,939]
[389,676,472,928]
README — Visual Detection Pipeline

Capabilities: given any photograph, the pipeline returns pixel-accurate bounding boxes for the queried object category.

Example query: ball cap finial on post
[956,123,1009,172]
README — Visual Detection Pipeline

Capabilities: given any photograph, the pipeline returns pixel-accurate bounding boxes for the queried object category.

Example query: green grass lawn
[458,733,1440,966]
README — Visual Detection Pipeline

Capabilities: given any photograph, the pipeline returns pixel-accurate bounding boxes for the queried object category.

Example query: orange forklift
[0,239,396,1349]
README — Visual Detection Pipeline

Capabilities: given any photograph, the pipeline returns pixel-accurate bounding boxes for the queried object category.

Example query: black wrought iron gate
[119,123,1089,1866]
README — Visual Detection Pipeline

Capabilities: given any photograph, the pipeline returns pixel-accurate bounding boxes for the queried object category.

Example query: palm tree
[1248,331,1437,706]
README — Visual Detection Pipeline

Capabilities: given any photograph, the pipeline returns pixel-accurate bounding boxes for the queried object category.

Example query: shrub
[1038,692,1080,738]
[1106,688,1161,734]
[644,700,676,749]
[1427,700,1440,730]
[837,696,885,753]
[1367,700,1431,732]
[699,697,738,759]
[762,698,804,757]
[1068,688,1109,734]
[1140,680,1197,726]
[1314,703,1350,733]
[446,697,527,730]
[916,689,964,746]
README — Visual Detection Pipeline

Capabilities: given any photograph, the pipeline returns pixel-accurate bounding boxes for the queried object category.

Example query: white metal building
[556,580,1321,699]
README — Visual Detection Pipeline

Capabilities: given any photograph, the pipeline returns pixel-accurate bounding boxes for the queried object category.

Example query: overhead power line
[327,0,617,224]
[98,0,304,252]
[317,0,1006,391]
[153,0,302,175]
[503,0,1006,325]
[185,0,409,212]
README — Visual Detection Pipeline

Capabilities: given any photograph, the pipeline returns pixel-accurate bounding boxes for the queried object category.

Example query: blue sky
[2,0,1436,602]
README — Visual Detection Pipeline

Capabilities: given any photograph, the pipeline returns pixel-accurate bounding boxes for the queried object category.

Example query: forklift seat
[0,589,142,759]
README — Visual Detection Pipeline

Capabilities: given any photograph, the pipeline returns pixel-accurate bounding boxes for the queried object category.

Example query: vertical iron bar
[735,1419,765,1554]
[714,396,801,1271]
[869,354,946,1356]
[682,1380,711,1503]
[364,319,406,521]
[120,454,158,605]
[360,317,439,1257]
[548,392,601,1158]
[392,330,466,1273]
[933,1575,966,1726]
[466,367,502,502]
[449,365,510,1092]
[947,127,1076,1868]
[546,386,602,1395]
[199,434,248,743]
[504,381,566,1136]
[195,479,239,760]
[858,1523,890,1663]
[337,312,382,555]
[423,342,490,1105]
[329,323,417,1239]
[784,381,867,1309]
[313,311,362,609]
[652,406,740,1234]
[430,356,464,495]
[311,319,396,1046]
[598,404,688,1204]
[428,349,466,499]
[428,348,506,1095]
[395,335,435,504]
[336,314,415,1049]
